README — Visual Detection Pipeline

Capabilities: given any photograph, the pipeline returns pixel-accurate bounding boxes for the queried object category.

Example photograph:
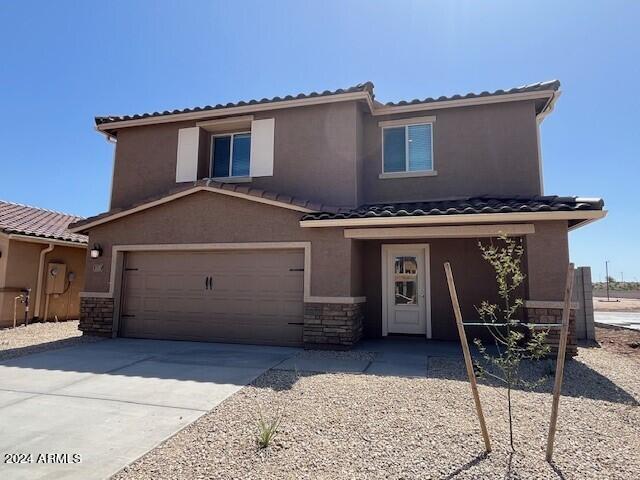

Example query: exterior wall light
[90,244,103,259]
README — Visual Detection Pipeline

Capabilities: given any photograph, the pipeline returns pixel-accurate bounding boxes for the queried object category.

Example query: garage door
[119,249,304,346]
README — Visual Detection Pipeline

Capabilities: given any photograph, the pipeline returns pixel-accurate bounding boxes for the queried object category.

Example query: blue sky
[1,1,638,280]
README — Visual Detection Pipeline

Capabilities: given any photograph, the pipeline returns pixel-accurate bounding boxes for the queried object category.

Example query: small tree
[473,235,550,452]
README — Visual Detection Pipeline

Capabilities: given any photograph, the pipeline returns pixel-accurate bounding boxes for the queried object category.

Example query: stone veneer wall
[79,297,114,337]
[303,302,364,349]
[526,307,577,357]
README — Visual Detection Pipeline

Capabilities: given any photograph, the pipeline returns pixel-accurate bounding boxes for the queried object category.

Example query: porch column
[524,221,577,357]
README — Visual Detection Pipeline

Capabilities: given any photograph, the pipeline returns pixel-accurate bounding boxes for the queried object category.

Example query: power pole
[605,260,610,301]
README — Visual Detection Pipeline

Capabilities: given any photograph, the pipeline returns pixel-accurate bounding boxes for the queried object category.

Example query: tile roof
[300,196,604,221]
[380,80,560,107]
[69,179,344,231]
[95,82,375,126]
[94,80,560,127]
[0,200,88,244]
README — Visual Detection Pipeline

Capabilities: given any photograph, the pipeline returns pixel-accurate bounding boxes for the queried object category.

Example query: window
[211,132,251,178]
[382,123,433,174]
[394,256,418,305]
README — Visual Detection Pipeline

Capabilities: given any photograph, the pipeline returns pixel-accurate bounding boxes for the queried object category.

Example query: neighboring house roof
[94,80,560,130]
[68,179,345,233]
[301,196,604,221]
[0,200,88,244]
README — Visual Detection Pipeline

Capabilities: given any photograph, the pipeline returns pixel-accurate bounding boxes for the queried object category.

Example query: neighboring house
[69,80,605,351]
[0,201,87,327]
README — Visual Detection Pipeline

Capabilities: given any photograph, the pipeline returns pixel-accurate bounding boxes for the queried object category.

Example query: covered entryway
[120,249,304,346]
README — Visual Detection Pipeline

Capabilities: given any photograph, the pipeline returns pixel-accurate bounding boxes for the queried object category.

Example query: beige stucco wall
[358,221,568,340]
[109,98,542,212]
[525,220,570,301]
[84,191,356,298]
[0,235,11,325]
[41,246,86,322]
[359,236,524,341]
[0,239,86,327]
[359,100,542,203]
[110,102,360,210]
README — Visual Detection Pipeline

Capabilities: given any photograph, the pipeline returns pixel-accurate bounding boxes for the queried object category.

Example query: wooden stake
[546,263,575,462]
[444,262,492,453]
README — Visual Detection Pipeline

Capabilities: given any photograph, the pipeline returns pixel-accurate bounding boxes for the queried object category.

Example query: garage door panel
[120,250,304,346]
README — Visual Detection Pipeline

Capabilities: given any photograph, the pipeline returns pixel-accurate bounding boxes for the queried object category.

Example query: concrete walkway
[0,339,298,480]
[275,337,463,377]
[595,311,640,331]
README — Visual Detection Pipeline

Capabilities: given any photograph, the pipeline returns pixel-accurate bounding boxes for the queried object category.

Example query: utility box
[46,263,67,294]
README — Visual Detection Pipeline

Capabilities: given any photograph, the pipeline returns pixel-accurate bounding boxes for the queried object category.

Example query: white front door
[382,245,431,337]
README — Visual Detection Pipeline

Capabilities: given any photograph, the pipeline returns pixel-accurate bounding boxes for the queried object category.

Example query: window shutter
[249,119,275,177]
[175,127,200,182]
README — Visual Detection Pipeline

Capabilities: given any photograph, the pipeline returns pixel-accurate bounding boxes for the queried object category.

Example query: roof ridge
[0,199,85,219]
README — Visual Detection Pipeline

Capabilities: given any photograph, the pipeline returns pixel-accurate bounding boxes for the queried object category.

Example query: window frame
[380,119,436,178]
[209,131,252,179]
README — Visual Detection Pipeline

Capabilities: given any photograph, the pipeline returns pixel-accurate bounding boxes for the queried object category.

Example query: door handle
[209,276,213,291]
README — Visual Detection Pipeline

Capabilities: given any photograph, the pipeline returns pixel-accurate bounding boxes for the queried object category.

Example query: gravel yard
[114,346,640,480]
[0,320,104,360]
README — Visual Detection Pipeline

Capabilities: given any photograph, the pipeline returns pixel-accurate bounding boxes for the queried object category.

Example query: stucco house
[0,201,87,327]
[69,80,605,351]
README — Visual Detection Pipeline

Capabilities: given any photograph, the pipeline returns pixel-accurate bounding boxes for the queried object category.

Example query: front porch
[303,221,579,355]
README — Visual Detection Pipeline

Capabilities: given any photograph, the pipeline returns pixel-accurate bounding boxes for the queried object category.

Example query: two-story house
[70,81,605,351]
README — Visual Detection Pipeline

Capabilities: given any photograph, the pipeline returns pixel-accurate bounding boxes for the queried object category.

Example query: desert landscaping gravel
[0,320,103,360]
[114,345,639,480]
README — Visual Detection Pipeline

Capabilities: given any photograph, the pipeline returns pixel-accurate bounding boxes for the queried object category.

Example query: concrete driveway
[595,311,640,331]
[0,338,298,480]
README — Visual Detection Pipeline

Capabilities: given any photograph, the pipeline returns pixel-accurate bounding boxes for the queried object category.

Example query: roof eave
[299,210,606,228]
[5,232,87,248]
[96,91,374,133]
[537,90,562,123]
[371,89,558,117]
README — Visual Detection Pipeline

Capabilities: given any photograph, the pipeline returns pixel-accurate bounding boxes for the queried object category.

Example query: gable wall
[110,102,360,210]
[84,191,356,298]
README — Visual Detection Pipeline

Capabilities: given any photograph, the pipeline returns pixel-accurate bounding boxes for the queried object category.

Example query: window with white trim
[210,132,251,178]
[382,123,433,173]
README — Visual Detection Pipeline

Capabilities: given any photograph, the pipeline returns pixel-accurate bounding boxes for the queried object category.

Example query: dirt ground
[595,325,640,358]
[593,296,640,312]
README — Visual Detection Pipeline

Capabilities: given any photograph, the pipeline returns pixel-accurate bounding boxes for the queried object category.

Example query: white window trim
[377,115,436,128]
[381,122,435,177]
[209,131,251,179]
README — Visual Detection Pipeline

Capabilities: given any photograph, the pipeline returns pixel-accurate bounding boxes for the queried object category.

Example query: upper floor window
[382,123,433,174]
[211,132,251,178]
